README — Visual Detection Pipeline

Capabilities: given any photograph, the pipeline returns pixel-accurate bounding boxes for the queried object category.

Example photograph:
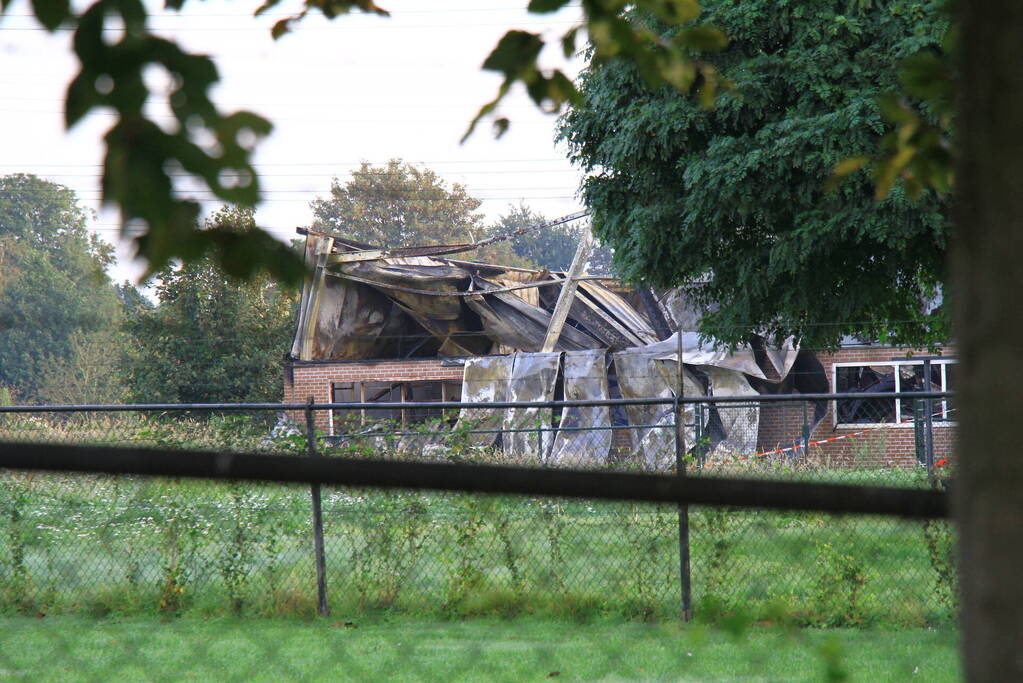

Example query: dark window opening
[834,361,956,426]
[330,379,462,434]
[835,366,896,424]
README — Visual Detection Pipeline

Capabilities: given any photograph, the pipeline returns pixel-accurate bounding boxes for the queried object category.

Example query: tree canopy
[560,0,950,349]
[310,160,527,266]
[310,160,486,248]
[125,207,297,404]
[491,202,614,274]
[0,174,122,402]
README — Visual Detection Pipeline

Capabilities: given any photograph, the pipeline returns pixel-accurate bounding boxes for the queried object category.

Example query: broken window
[833,360,956,426]
[330,382,360,434]
[330,380,462,434]
[404,380,462,423]
[941,362,957,421]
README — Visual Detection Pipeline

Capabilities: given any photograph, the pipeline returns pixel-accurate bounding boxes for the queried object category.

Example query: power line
[0,158,572,168]
[0,20,579,33]
[2,6,581,17]
[0,187,580,196]
[0,169,580,178]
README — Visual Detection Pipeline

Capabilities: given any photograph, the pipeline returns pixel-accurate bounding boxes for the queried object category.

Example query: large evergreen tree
[560,0,950,348]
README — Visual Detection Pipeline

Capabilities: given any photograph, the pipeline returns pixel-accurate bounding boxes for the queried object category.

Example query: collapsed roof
[290,230,667,361]
[289,227,830,466]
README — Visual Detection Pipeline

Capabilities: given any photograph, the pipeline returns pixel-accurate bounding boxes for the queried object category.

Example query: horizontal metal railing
[0,390,953,413]
[0,440,948,519]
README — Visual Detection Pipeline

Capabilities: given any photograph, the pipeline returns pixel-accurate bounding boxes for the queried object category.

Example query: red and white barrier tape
[732,405,957,462]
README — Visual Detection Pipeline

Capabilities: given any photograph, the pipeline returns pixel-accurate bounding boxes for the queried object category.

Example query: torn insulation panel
[548,349,612,467]
[503,352,562,461]
[457,355,515,447]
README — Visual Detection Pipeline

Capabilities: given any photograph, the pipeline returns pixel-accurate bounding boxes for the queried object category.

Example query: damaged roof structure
[288,222,828,469]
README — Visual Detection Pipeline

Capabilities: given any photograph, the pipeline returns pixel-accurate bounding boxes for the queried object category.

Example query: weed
[812,540,868,626]
[155,491,205,615]
[624,503,672,620]
[537,499,567,596]
[922,518,957,613]
[445,495,487,610]
[490,503,523,592]
[219,484,255,616]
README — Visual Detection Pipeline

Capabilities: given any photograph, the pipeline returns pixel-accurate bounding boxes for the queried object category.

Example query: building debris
[289,225,828,469]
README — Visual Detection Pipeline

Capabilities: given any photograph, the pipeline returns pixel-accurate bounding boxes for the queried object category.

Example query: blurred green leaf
[30,0,69,30]
[482,30,544,77]
[527,0,571,13]
[900,50,952,104]
[253,0,282,16]
[648,0,701,24]
[561,26,579,58]
[825,156,869,193]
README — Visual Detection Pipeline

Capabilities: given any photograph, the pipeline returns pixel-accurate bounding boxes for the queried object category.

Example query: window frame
[328,379,462,435]
[832,358,957,428]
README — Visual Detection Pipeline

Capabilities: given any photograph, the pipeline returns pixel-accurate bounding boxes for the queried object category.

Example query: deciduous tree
[125,207,297,403]
[310,160,485,248]
[0,0,718,283]
[490,202,614,274]
[310,160,527,265]
[0,174,122,402]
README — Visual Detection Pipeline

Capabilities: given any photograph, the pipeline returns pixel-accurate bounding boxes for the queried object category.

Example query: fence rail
[0,441,948,518]
[0,389,955,412]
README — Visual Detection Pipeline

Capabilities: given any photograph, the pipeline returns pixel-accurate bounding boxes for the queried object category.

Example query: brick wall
[755,345,957,468]
[284,358,466,430]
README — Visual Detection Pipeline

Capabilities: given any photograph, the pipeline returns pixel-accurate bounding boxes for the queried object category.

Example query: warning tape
[739,404,956,461]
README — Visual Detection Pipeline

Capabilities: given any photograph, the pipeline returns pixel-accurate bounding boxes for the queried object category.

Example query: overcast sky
[1,0,587,282]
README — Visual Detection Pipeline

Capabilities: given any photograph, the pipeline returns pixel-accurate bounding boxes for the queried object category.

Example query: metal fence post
[914,399,925,466]
[306,397,329,617]
[923,359,936,487]
[694,404,704,469]
[675,333,692,622]
[801,400,810,459]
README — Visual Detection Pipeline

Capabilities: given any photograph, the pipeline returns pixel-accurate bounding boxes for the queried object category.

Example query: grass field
[0,471,955,626]
[0,414,956,627]
[0,616,960,681]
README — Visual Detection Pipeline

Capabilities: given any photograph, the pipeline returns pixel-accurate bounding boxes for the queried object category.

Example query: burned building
[284,226,952,468]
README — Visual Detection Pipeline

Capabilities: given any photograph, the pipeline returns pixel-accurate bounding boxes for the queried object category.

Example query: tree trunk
[954,1,1023,678]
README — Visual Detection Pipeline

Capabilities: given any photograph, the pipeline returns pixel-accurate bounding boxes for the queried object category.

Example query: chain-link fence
[0,395,955,634]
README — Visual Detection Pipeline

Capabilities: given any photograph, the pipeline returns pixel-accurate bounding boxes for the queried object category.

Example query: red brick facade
[287,345,956,467]
[755,345,956,468]
[284,358,465,430]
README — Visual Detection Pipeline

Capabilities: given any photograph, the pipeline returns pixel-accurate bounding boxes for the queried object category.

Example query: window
[329,380,462,434]
[330,383,360,434]
[404,380,462,423]
[833,359,955,426]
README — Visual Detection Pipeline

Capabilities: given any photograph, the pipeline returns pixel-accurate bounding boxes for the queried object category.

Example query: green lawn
[0,416,955,625]
[0,616,959,681]
[0,471,955,625]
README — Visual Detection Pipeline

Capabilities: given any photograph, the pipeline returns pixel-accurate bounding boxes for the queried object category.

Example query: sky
[0,0,588,283]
